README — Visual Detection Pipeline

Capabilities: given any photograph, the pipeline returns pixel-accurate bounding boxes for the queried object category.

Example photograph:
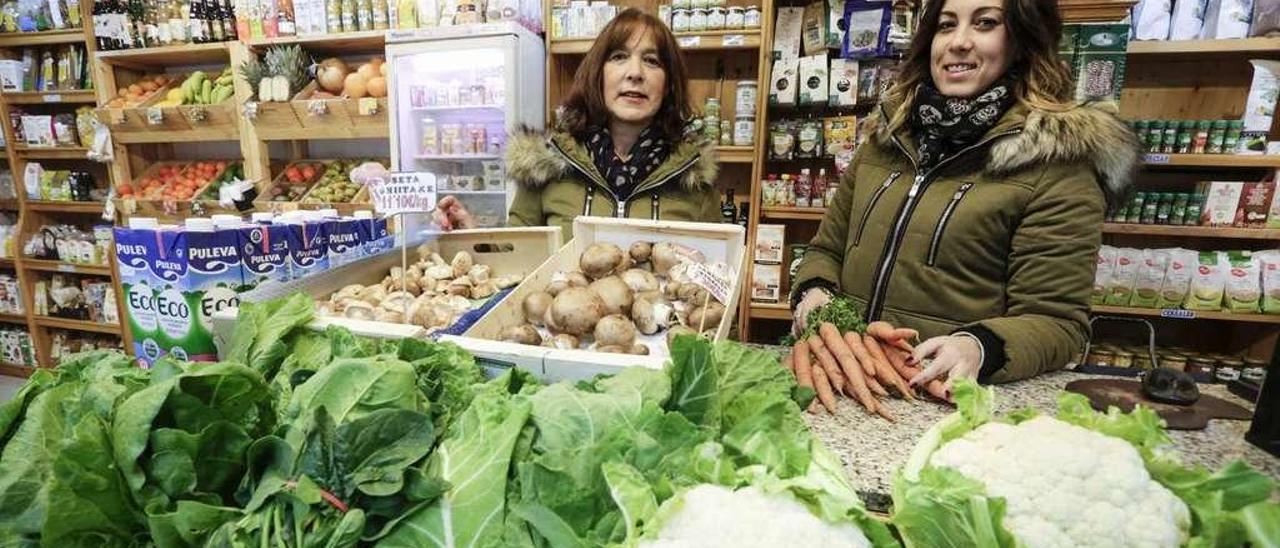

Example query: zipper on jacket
[926,183,974,266]
[853,171,901,247]
[865,129,1022,322]
[550,138,701,218]
[583,186,595,215]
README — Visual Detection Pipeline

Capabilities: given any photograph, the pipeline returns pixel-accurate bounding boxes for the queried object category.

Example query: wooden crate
[290,82,353,130]
[95,81,175,133]
[248,87,306,132]
[177,100,239,138]
[446,217,748,382]
[253,160,331,206]
[344,96,388,130]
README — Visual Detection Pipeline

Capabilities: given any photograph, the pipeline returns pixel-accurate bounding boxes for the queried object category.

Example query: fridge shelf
[415,154,503,161]
[439,189,507,194]
[411,104,505,113]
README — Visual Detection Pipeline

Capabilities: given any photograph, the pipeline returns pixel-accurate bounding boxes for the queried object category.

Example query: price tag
[678,36,701,47]
[42,94,61,103]
[185,106,207,122]
[687,262,732,305]
[1144,153,1170,164]
[145,107,164,125]
[307,100,329,116]
[722,34,745,46]
[242,101,260,120]
[357,97,380,116]
[57,264,76,273]
[367,171,438,216]
[1160,308,1196,320]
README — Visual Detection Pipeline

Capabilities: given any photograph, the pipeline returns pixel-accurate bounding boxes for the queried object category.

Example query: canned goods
[744,5,761,28]
[672,9,690,32]
[733,115,754,146]
[735,80,757,114]
[689,8,708,31]
[707,7,726,30]
[726,6,744,28]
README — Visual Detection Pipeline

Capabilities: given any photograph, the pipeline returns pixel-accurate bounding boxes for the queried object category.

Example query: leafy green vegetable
[225,292,315,377]
[782,294,867,346]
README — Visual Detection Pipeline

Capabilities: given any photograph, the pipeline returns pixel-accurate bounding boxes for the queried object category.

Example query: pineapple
[262,45,313,101]
[237,56,266,100]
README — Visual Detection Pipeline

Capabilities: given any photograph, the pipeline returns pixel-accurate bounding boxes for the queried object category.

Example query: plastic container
[1207,120,1228,154]
[1192,120,1210,154]
[1146,120,1165,153]
[1176,120,1194,154]
[1161,122,1178,154]
[1225,120,1243,153]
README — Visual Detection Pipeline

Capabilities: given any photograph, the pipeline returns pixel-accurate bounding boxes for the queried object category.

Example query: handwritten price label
[722,34,745,46]
[42,94,61,103]
[678,36,701,48]
[367,172,438,216]
[1144,153,1170,165]
[1159,308,1196,320]
[57,264,76,273]
[687,262,732,305]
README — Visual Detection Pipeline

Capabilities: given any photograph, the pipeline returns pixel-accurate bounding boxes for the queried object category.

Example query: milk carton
[114,217,162,365]
[354,209,393,257]
[280,211,330,280]
[239,213,291,292]
[320,208,363,267]
[149,223,192,361]
[181,217,244,361]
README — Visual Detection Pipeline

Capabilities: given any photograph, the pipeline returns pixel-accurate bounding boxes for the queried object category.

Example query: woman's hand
[909,335,983,399]
[791,288,832,337]
[432,196,476,231]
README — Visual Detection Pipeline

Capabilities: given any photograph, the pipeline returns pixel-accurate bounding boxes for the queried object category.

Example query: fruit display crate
[112,160,239,217]
[254,160,333,205]
[96,72,238,142]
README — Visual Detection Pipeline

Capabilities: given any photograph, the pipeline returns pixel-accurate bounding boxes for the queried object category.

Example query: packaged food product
[1093,245,1117,305]
[769,57,799,105]
[1131,248,1169,308]
[823,115,857,156]
[828,57,858,106]
[1104,247,1141,305]
[1169,0,1207,39]
[1185,251,1227,311]
[842,0,890,59]
[856,60,880,104]
[795,118,822,158]
[1242,61,1280,139]
[1158,248,1196,308]
[1200,0,1253,38]
[798,53,829,105]
[754,224,785,264]
[1200,181,1243,226]
[1132,0,1172,39]
[1234,181,1275,227]
[1252,0,1280,37]
[769,120,796,160]
[1223,250,1262,313]
[1257,250,1280,314]
[751,263,781,302]
[772,6,803,60]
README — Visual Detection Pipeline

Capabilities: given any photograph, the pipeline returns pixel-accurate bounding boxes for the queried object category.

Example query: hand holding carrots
[786,321,949,420]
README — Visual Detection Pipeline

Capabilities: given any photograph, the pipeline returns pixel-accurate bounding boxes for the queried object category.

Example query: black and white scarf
[910,75,1016,170]
[583,125,670,199]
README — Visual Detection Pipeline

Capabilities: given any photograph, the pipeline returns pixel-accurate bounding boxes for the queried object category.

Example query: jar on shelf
[1113,350,1135,368]
[689,8,708,31]
[1207,120,1228,154]
[1224,120,1243,153]
[672,9,690,32]
[707,6,725,29]
[744,5,762,28]
[1192,120,1210,154]
[1242,358,1267,382]
[726,6,744,28]
[1161,121,1178,154]
[1215,358,1243,383]
[1146,120,1165,153]
[1090,350,1115,367]
[1175,120,1194,154]
[1186,356,1216,377]
[1161,353,1187,371]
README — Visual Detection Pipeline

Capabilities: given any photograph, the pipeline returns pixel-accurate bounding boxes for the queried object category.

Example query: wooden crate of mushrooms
[446,218,746,382]
[290,227,562,334]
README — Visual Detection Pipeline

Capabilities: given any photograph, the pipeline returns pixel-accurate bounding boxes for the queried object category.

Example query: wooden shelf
[1142,154,1280,169]
[0,199,17,210]
[0,29,84,47]
[114,128,241,143]
[1092,305,1280,325]
[256,124,388,141]
[1102,223,1280,240]
[0,258,14,268]
[761,206,825,221]
[96,42,230,66]
[0,363,35,378]
[26,200,105,213]
[0,312,26,324]
[1127,37,1280,59]
[550,30,762,54]
[23,259,111,276]
[246,30,387,53]
[1,90,97,104]
[716,146,755,163]
[33,315,121,334]
[750,302,792,320]
[13,146,89,160]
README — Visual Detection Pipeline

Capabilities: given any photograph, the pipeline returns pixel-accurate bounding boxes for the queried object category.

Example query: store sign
[367,172,438,216]
[687,262,732,305]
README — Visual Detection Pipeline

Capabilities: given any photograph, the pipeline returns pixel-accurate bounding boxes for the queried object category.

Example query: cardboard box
[1235,181,1276,228]
[1200,181,1244,226]
[799,53,829,105]
[452,218,747,382]
[751,263,782,303]
[770,58,800,106]
[755,224,786,264]
[829,58,859,106]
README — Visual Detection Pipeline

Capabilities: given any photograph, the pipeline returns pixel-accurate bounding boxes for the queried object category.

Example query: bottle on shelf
[129,0,148,48]
[144,0,163,45]
[116,0,137,49]
[277,0,297,36]
[721,188,737,224]
[208,0,226,40]
[92,0,107,50]
[222,0,239,39]
[168,0,189,43]
[737,202,750,229]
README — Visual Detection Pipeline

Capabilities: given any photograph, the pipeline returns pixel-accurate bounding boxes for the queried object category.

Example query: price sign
[678,36,701,47]
[722,34,745,46]
[57,264,76,273]
[1144,153,1170,164]
[687,262,732,305]
[367,172,438,216]
[145,107,164,125]
[42,94,61,103]
[1160,308,1196,320]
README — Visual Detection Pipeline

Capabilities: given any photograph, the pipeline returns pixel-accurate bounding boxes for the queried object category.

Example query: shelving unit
[1102,223,1280,240]
[1092,305,1280,325]
[1142,153,1280,169]
[0,1,130,372]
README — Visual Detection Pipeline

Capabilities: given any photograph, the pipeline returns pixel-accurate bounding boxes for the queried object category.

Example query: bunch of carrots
[786,321,947,420]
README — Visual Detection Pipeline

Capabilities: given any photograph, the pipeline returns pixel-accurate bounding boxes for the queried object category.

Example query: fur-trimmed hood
[869,100,1141,198]
[504,126,719,194]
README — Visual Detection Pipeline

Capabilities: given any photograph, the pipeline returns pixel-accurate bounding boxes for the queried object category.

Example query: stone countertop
[798,368,1280,512]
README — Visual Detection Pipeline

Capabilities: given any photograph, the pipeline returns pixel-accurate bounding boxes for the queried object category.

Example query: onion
[316,58,350,93]
[344,73,368,98]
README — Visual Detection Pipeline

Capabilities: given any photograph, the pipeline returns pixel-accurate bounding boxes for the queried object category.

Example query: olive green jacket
[793,100,1140,383]
[504,127,723,238]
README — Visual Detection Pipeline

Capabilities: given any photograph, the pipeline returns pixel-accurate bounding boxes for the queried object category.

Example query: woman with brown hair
[434,8,721,234]
[791,0,1140,392]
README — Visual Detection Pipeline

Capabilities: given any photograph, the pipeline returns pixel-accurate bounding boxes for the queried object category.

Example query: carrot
[886,348,948,401]
[792,343,819,413]
[818,323,866,396]
[863,374,889,397]
[806,336,846,398]
[873,401,896,422]
[864,334,916,400]
[841,329,879,376]
[782,353,795,375]
[812,335,876,414]
[867,321,918,353]
[811,366,838,414]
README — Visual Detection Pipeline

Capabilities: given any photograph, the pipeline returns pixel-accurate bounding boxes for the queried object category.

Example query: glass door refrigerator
[386,22,546,229]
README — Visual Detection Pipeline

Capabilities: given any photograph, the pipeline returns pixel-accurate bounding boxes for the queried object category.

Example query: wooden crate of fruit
[290,82,355,131]
[123,85,194,133]
[344,97,388,131]
[298,159,387,204]
[243,45,311,135]
[254,160,330,205]
[96,74,176,133]
[174,68,239,137]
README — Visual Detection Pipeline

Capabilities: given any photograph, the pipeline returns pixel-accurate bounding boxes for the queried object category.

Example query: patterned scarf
[583,125,670,199]
[910,75,1016,170]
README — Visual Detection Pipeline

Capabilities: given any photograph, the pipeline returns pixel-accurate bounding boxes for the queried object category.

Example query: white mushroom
[468,264,492,282]
[343,301,376,320]
[594,314,637,347]
[523,291,554,327]
[651,242,705,276]
[589,275,634,316]
[686,302,726,331]
[358,285,387,306]
[501,324,543,346]
[544,333,581,350]
[447,277,473,298]
[629,241,652,264]
[620,268,660,293]
[627,343,649,355]
[580,243,626,280]
[381,291,415,312]
[547,271,589,296]
[471,280,498,299]
[632,296,674,335]
[549,287,606,336]
[426,264,455,280]
[335,284,364,300]
[375,308,405,323]
[494,274,522,289]
[451,251,474,278]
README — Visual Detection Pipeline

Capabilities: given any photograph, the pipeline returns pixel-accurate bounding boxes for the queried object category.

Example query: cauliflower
[929,416,1189,548]
[639,484,872,548]
[892,380,1279,548]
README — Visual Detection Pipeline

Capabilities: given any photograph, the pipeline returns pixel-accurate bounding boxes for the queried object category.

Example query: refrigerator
[386,23,546,230]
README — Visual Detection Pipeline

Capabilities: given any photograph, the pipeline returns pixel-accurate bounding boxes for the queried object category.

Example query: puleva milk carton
[115,217,163,366]
[239,212,291,292]
[280,210,330,280]
[180,217,245,361]
[149,223,192,361]
[320,208,364,267]
[354,209,393,257]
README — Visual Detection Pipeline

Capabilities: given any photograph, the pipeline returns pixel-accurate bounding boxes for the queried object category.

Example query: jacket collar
[505,127,718,196]
[870,96,1140,198]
